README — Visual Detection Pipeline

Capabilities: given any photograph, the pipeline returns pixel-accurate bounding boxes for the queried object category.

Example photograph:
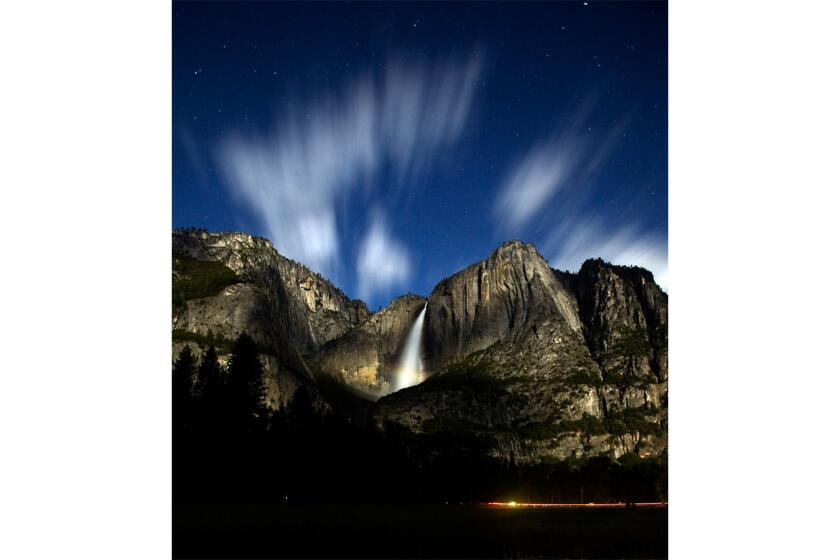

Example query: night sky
[173,1,667,309]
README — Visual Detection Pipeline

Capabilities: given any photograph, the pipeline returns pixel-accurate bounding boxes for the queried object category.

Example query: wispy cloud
[493,140,580,231]
[493,102,626,232]
[218,52,482,284]
[547,219,668,291]
[382,53,482,184]
[218,79,379,275]
[177,124,210,187]
[356,213,411,302]
[492,100,666,287]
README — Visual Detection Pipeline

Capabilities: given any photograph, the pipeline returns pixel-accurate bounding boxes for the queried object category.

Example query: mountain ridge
[171,228,667,462]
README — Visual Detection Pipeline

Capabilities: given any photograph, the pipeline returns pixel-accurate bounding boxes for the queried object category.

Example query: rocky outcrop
[170,229,668,462]
[374,243,669,463]
[575,258,668,383]
[172,229,369,356]
[423,241,584,372]
[171,229,369,410]
[174,284,276,349]
[316,294,427,397]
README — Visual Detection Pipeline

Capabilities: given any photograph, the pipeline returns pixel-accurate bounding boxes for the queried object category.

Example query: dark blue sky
[174,1,667,309]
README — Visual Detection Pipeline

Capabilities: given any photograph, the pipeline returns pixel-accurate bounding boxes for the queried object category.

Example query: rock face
[315,294,427,397]
[423,241,585,371]
[171,229,668,462]
[173,229,368,354]
[172,229,369,409]
[175,284,276,349]
[575,259,668,383]
[374,243,668,464]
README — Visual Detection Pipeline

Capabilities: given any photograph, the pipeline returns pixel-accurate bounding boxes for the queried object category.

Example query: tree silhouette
[288,385,317,431]
[173,346,196,430]
[226,333,267,430]
[175,338,668,506]
[194,345,224,429]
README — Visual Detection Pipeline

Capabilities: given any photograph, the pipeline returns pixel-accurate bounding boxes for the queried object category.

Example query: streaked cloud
[218,79,379,275]
[356,213,412,301]
[493,102,626,232]
[382,53,482,184]
[493,140,579,230]
[493,101,666,288]
[218,51,482,282]
[177,124,210,187]
[547,219,668,291]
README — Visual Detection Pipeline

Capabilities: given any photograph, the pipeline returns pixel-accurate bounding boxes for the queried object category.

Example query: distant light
[485,501,668,508]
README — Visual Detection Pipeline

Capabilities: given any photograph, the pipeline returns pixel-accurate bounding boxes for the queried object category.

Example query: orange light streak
[483,501,667,508]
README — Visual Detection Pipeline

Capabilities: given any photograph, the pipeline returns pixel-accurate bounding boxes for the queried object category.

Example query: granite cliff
[372,242,668,463]
[315,294,427,397]
[172,229,368,409]
[171,229,667,462]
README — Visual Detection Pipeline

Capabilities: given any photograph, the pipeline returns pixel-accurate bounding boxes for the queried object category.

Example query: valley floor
[173,503,667,559]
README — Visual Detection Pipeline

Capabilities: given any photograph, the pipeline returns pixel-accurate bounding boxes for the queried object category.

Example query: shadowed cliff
[171,228,667,463]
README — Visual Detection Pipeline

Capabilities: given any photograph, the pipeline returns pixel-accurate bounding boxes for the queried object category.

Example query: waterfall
[393,303,428,392]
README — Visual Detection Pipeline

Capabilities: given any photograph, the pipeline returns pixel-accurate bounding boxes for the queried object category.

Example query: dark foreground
[173,504,667,559]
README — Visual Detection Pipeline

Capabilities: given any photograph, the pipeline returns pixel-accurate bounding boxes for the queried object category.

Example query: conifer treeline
[172,335,667,505]
[172,334,266,434]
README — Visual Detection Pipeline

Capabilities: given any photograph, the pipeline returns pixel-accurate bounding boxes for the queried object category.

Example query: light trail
[483,501,667,508]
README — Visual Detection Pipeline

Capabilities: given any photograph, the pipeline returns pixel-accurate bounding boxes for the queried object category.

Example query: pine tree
[173,346,196,430]
[288,386,316,431]
[226,333,267,430]
[195,345,224,429]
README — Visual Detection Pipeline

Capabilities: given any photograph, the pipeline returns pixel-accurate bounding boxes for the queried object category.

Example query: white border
[671,0,839,557]
[1,1,171,558]
[1,1,839,558]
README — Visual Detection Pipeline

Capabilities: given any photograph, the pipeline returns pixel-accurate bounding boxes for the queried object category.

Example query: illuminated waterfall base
[393,303,428,392]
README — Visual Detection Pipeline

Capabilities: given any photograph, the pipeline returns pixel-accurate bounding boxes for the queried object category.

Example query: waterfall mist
[393,303,428,392]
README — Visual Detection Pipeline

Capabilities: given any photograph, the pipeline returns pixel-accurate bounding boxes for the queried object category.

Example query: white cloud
[547,220,668,291]
[218,52,482,282]
[219,79,379,275]
[493,102,626,232]
[493,141,577,230]
[356,214,411,301]
[493,104,666,289]
[382,53,482,183]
